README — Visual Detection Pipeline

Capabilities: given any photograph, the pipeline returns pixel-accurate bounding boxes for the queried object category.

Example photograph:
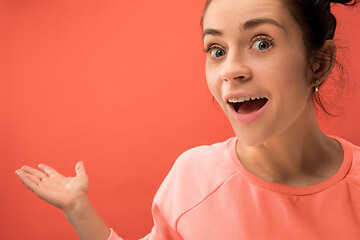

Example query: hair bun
[330,0,358,6]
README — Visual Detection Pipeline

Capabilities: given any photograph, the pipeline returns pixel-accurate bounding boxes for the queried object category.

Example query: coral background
[1,1,360,239]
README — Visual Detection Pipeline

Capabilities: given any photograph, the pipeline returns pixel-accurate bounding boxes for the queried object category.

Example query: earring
[314,80,321,92]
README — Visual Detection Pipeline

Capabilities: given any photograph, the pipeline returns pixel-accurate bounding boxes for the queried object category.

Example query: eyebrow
[202,17,285,41]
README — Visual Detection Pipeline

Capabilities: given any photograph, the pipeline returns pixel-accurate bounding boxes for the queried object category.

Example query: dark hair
[201,0,358,117]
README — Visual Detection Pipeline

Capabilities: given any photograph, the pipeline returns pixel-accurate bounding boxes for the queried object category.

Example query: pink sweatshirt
[108,135,360,240]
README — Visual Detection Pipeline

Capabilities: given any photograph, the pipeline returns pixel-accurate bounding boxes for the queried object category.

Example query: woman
[16,0,360,239]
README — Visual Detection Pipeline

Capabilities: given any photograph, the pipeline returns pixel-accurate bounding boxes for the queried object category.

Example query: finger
[27,173,42,185]
[16,169,39,193]
[75,161,86,176]
[21,165,47,180]
[38,164,59,177]
[17,169,42,184]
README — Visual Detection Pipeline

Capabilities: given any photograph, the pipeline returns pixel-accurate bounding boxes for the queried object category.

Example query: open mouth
[229,97,268,114]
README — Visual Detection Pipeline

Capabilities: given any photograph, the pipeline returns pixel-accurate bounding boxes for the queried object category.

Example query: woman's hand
[16,162,112,240]
[15,161,88,213]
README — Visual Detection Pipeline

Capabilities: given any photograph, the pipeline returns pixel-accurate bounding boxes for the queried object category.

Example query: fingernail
[15,169,20,175]
[76,161,82,169]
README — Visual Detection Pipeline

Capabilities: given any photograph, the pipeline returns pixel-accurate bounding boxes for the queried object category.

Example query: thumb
[75,161,86,176]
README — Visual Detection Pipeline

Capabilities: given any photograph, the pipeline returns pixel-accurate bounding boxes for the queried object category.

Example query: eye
[251,36,274,52]
[204,45,226,59]
[254,41,270,51]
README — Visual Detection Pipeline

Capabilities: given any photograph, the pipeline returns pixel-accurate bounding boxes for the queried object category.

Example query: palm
[36,173,88,210]
[16,162,88,211]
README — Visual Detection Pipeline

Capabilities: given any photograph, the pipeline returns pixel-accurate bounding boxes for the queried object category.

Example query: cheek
[271,52,311,115]
[260,50,308,89]
[205,66,221,98]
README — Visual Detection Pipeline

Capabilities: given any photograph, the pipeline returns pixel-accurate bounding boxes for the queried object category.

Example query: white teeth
[228,96,266,103]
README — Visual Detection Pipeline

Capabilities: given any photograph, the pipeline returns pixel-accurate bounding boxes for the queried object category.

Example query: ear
[310,39,337,87]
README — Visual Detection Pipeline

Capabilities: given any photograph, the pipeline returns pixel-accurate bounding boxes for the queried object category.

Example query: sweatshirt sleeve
[106,175,184,239]
[107,149,200,240]
[107,228,123,240]
[106,198,183,240]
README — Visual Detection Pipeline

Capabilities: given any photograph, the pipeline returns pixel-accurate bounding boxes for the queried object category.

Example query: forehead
[203,0,289,30]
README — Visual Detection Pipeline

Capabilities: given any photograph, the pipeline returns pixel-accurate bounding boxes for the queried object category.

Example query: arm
[63,194,111,240]
[15,162,113,240]
[16,159,186,240]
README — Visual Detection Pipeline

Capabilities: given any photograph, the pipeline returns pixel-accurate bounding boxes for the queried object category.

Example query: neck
[235,105,343,186]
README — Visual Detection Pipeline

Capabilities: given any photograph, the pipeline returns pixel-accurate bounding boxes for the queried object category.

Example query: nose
[219,53,252,82]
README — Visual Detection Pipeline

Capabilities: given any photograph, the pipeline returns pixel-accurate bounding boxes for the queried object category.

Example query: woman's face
[202,0,315,146]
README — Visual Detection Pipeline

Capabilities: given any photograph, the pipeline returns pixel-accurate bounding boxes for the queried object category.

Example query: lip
[227,97,269,123]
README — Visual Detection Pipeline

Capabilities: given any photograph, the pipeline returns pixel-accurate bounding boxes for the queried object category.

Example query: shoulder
[174,137,236,170]
[344,138,360,172]
[333,135,360,161]
[331,135,360,185]
[160,137,237,191]
[151,137,238,224]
